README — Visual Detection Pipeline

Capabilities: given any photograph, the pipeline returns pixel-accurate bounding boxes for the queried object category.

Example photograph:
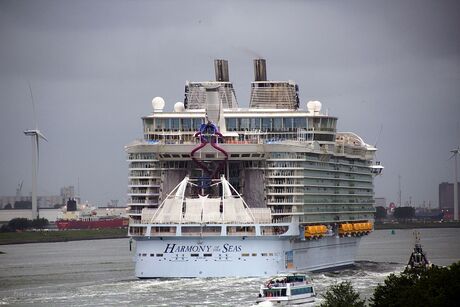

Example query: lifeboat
[349,222,373,236]
[304,225,327,239]
[338,223,354,237]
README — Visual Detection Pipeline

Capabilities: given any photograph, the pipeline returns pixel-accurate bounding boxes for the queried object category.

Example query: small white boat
[256,273,316,305]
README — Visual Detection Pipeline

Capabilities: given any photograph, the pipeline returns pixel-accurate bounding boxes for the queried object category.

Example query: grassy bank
[0,228,128,245]
[374,221,460,230]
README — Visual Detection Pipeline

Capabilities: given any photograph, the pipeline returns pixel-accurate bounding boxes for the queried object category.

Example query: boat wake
[1,261,403,306]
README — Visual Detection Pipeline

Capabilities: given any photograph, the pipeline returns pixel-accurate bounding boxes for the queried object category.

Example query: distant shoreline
[0,228,127,245]
[1,222,460,246]
[374,222,460,230]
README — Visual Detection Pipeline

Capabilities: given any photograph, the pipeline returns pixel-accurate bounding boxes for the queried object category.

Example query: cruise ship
[125,59,383,278]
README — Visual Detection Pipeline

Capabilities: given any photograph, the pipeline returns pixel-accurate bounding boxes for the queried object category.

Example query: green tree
[31,218,49,229]
[320,281,366,307]
[371,262,460,307]
[7,218,31,231]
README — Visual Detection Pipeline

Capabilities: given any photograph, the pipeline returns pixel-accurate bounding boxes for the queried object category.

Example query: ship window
[294,117,307,129]
[205,153,215,158]
[283,117,294,131]
[262,118,271,131]
[252,253,257,256]
[242,253,250,257]
[291,287,313,295]
[252,154,260,157]
[181,118,192,131]
[142,253,147,256]
[261,253,268,256]
[204,253,212,257]
[150,254,155,257]
[156,253,163,257]
[239,118,249,130]
[250,117,261,129]
[226,118,237,131]
[273,117,282,131]
[230,154,240,157]
[242,154,250,157]
[191,253,199,257]
[181,154,190,158]
[138,253,141,256]
[269,253,274,256]
[171,118,180,131]
[155,118,165,130]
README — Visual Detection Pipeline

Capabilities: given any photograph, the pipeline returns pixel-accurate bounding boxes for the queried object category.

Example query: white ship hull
[134,235,360,278]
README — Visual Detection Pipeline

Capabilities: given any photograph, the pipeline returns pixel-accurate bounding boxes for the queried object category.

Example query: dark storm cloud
[0,0,459,206]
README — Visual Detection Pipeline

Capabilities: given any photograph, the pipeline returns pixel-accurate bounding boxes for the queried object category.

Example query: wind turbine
[24,83,48,220]
[450,146,460,221]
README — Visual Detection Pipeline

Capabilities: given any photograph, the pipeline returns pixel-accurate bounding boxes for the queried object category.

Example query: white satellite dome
[307,100,322,114]
[152,97,165,112]
[174,102,185,112]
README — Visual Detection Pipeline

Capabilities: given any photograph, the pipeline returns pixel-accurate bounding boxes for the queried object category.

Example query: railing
[128,209,142,214]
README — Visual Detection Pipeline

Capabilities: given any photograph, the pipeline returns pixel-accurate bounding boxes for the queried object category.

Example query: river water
[1,228,459,306]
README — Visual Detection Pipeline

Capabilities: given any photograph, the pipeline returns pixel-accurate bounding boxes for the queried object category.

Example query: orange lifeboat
[304,225,328,239]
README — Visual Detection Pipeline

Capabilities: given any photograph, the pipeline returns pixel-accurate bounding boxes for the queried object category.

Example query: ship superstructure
[125,59,382,278]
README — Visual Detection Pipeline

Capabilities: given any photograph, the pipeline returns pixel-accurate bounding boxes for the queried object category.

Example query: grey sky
[1,0,459,207]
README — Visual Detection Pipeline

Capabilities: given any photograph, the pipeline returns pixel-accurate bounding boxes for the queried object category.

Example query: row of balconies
[302,191,373,197]
[301,213,374,223]
[303,200,375,205]
[303,166,371,176]
[303,183,373,190]
[127,153,157,160]
[128,200,158,205]
[303,175,372,183]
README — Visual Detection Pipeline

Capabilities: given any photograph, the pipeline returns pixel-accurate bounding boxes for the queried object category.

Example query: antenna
[77,176,80,203]
[450,146,459,221]
[16,180,24,198]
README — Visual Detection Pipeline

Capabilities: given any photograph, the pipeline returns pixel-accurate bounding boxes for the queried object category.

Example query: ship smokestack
[253,58,267,81]
[214,59,229,82]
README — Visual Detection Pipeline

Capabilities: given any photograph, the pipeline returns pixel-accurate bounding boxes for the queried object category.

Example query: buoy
[391,229,395,235]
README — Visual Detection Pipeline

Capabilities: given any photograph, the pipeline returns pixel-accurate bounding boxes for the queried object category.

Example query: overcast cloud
[1,0,459,207]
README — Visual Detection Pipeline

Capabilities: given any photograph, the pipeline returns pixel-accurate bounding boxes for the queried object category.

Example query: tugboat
[256,273,316,305]
[406,231,431,270]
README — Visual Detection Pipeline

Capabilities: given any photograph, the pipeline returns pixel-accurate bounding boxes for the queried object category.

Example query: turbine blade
[36,134,40,172]
[449,153,456,160]
[36,130,48,142]
[27,81,37,130]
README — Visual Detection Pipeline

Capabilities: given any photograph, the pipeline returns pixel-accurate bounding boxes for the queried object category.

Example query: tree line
[320,261,460,306]
[0,217,49,232]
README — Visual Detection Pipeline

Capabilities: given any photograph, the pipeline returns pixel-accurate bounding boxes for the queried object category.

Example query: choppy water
[1,228,459,306]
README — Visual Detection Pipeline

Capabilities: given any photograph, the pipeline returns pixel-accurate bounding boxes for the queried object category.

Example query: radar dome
[174,102,185,112]
[152,97,165,112]
[307,100,322,114]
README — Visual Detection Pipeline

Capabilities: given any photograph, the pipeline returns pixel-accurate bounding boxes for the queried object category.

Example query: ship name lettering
[164,243,177,253]
[164,244,213,253]
[222,243,242,253]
